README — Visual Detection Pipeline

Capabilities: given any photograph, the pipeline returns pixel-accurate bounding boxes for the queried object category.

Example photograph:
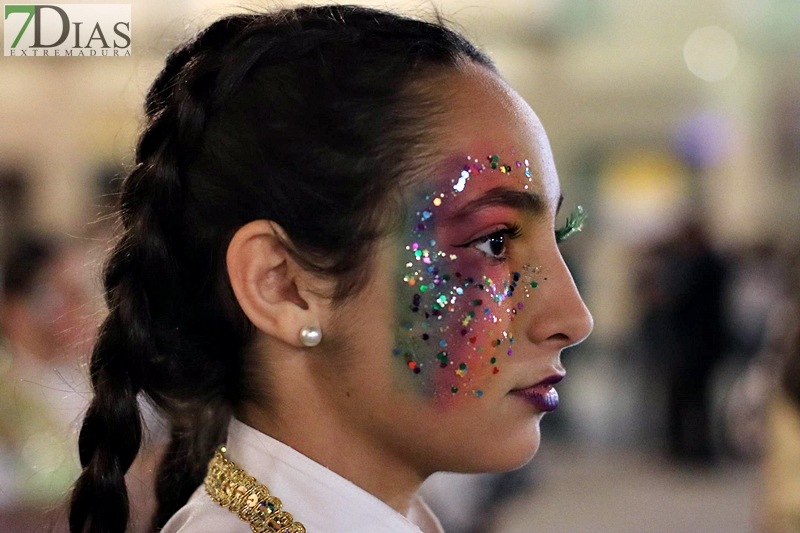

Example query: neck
[240,392,425,516]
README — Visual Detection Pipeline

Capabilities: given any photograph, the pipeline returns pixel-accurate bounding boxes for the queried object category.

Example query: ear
[226,220,325,348]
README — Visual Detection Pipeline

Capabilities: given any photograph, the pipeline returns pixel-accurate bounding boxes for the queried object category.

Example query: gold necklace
[205,446,307,533]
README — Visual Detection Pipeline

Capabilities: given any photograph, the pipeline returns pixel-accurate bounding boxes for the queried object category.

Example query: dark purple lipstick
[510,375,563,412]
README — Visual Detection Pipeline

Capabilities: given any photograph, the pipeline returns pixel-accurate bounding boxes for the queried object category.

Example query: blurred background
[1,1,799,532]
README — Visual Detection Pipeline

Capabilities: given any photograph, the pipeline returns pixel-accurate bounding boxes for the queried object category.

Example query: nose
[522,252,593,350]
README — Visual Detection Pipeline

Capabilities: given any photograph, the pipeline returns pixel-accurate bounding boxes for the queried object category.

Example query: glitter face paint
[391,154,554,403]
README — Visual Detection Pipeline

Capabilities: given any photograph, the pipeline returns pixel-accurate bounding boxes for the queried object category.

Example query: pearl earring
[299,325,322,347]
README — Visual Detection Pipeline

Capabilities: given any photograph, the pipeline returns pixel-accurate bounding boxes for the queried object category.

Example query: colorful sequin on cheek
[390,154,552,401]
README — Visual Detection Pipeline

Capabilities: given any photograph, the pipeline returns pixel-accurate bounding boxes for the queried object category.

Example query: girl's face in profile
[326,64,593,474]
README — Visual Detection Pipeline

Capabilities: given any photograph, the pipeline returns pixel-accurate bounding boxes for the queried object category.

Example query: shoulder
[160,485,251,533]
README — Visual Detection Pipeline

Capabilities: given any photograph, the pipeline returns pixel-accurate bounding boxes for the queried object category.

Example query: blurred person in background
[637,219,728,463]
[0,233,97,528]
[0,232,167,532]
[746,248,800,533]
[66,6,592,533]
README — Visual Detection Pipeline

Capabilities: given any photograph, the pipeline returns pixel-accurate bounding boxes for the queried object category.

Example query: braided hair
[68,6,493,533]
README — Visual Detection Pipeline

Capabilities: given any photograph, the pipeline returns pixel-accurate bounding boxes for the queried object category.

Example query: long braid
[68,291,144,533]
[69,17,250,533]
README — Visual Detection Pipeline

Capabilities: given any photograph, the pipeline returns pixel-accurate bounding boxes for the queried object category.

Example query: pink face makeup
[391,154,549,403]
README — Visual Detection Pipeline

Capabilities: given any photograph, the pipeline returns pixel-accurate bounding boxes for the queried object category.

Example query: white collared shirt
[162,418,444,533]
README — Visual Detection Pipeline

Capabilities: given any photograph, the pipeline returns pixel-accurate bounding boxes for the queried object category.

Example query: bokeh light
[684,26,739,82]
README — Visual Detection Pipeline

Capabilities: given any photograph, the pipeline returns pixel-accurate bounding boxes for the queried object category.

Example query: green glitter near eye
[555,205,587,243]
[468,311,475,318]
[491,155,499,162]
[459,362,467,370]
[530,281,538,288]
[420,285,428,293]
[472,299,481,306]
[490,357,497,364]
[451,386,459,394]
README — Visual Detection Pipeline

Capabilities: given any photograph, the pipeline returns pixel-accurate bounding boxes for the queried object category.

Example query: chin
[493,424,542,472]
[444,417,543,474]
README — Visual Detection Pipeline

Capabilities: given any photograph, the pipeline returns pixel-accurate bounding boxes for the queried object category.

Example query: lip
[509,374,564,412]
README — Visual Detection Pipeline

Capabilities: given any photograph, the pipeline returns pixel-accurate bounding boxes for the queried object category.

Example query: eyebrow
[444,187,563,223]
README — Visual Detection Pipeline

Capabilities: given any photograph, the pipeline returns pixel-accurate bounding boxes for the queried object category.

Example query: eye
[475,231,509,259]
[454,224,522,261]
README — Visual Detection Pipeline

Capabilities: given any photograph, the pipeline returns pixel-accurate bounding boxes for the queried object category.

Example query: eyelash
[454,223,523,262]
[555,205,587,244]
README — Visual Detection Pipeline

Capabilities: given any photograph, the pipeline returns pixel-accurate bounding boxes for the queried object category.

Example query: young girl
[69,6,592,533]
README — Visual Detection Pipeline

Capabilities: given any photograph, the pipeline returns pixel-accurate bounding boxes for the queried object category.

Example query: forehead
[420,154,549,228]
[422,63,561,207]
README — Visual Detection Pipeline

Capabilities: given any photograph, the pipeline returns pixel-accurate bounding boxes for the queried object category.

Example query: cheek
[429,260,529,401]
[431,275,510,400]
[392,231,536,405]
